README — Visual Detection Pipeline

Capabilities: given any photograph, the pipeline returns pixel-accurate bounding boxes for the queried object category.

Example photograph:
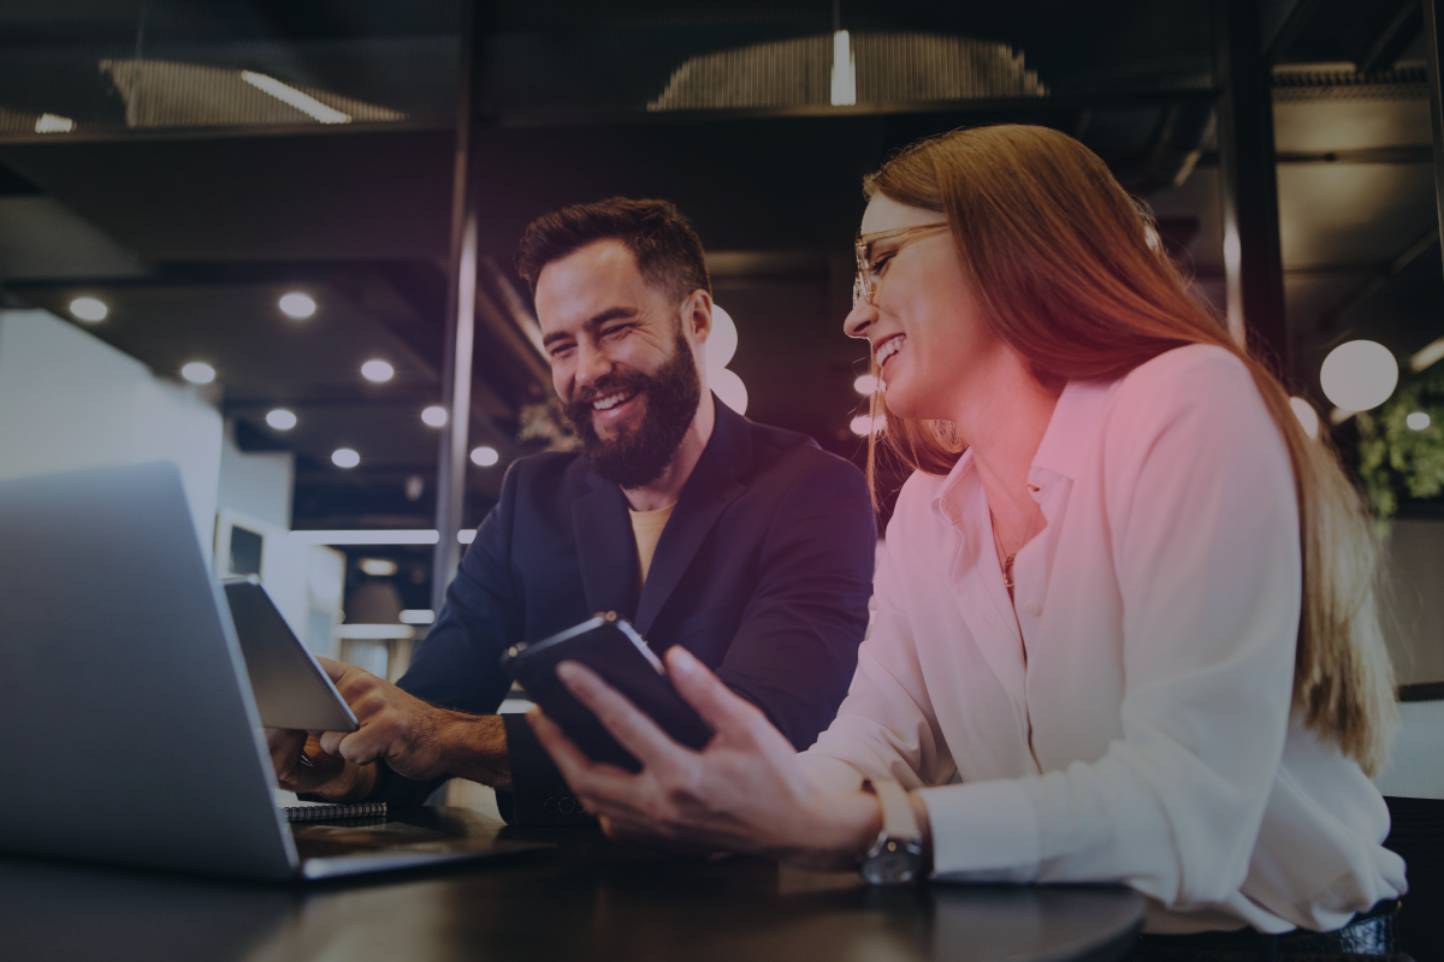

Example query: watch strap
[866,777,919,846]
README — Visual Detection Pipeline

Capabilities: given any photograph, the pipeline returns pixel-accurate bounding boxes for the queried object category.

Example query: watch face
[861,844,923,885]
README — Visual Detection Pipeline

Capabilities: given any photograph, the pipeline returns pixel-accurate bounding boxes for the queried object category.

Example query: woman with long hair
[530,125,1406,951]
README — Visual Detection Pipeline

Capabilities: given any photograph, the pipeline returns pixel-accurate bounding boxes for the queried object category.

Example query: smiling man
[267,198,877,824]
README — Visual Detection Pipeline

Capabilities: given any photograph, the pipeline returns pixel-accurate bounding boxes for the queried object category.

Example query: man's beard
[564,332,703,490]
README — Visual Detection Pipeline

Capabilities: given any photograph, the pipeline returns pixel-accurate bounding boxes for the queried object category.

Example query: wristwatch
[858,777,925,885]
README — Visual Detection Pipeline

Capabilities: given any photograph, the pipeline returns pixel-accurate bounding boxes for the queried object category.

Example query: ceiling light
[290,529,440,545]
[853,374,879,395]
[334,624,413,640]
[240,70,351,124]
[332,448,360,468]
[1287,397,1319,440]
[1320,340,1398,413]
[850,414,882,436]
[708,305,739,370]
[181,362,216,385]
[1407,411,1432,431]
[421,405,448,427]
[458,529,476,544]
[69,297,108,322]
[399,609,435,625]
[265,408,297,430]
[35,113,74,134]
[278,292,316,319]
[712,367,748,415]
[358,558,398,577]
[361,359,394,383]
[1411,337,1444,373]
[405,475,425,501]
[470,446,500,467]
[830,30,856,106]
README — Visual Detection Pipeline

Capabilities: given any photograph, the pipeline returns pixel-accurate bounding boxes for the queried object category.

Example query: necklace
[991,493,1042,597]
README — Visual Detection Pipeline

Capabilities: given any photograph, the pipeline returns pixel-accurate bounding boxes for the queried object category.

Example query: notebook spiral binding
[283,802,388,822]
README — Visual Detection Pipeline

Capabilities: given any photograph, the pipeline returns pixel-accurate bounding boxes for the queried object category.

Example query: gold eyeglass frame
[852,222,950,308]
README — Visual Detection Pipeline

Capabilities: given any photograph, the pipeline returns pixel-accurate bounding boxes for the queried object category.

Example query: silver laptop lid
[0,462,297,879]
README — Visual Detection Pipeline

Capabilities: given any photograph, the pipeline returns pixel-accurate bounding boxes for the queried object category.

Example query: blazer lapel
[634,396,751,636]
[571,476,641,618]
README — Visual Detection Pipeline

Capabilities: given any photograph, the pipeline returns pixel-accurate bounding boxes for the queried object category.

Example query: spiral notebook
[284,802,388,822]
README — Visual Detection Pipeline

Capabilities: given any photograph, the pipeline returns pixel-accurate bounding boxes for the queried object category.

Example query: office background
[0,0,1441,769]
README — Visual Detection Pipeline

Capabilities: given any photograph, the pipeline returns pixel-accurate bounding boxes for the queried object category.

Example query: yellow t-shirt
[629,503,675,584]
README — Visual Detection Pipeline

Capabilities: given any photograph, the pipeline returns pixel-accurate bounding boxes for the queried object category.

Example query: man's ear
[683,290,713,344]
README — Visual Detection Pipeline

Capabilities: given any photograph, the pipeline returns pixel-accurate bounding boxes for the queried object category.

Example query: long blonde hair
[864,125,1397,773]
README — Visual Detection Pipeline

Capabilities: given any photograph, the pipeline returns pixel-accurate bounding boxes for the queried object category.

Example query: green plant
[1356,361,1444,521]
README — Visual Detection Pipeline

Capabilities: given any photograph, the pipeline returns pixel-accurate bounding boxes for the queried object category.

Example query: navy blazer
[395,396,876,823]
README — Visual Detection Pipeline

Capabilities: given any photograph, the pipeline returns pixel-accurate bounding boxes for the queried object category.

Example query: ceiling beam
[1357,0,1423,74]
[1264,0,1326,64]
[1214,0,1289,374]
[1425,0,1444,282]
[432,0,481,612]
[1318,225,1440,332]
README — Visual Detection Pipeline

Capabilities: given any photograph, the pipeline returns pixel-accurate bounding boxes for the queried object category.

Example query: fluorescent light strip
[335,624,414,640]
[35,113,75,133]
[291,530,439,545]
[399,609,435,625]
[240,71,351,125]
[289,530,478,546]
[1411,337,1444,373]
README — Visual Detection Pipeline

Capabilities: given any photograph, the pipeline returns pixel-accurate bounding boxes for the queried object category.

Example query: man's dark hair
[514,197,712,304]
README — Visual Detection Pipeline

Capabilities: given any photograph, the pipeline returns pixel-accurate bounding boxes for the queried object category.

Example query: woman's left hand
[528,645,880,870]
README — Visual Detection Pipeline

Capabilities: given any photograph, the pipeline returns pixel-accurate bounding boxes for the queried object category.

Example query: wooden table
[0,808,1144,962]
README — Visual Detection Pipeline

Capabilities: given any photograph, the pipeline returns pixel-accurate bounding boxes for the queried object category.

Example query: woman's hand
[529,645,881,870]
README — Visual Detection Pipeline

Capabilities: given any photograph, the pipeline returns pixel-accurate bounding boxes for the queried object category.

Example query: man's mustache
[568,373,649,409]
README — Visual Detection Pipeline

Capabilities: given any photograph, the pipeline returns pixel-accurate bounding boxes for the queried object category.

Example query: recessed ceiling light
[278,292,316,319]
[421,405,448,427]
[470,446,500,467]
[181,362,216,384]
[358,558,398,577]
[69,297,108,322]
[332,448,360,468]
[849,415,882,436]
[361,359,394,383]
[265,408,298,430]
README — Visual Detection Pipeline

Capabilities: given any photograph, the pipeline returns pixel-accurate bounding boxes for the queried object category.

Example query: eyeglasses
[852,222,950,308]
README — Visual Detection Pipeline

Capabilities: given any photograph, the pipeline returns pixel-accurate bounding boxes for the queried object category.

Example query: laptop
[0,461,548,880]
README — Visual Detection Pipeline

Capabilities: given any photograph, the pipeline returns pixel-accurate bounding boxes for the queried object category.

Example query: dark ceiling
[0,0,1439,544]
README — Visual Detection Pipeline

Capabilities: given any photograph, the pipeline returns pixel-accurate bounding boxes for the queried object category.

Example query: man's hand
[313,657,513,791]
[266,727,378,802]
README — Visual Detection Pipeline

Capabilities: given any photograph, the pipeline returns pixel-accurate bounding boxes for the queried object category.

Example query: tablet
[223,576,358,733]
[501,613,713,771]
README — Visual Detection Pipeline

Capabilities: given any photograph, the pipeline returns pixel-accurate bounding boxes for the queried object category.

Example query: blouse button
[1025,602,1043,617]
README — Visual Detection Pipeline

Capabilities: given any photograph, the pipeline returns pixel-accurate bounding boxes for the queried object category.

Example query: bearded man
[267,198,876,825]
